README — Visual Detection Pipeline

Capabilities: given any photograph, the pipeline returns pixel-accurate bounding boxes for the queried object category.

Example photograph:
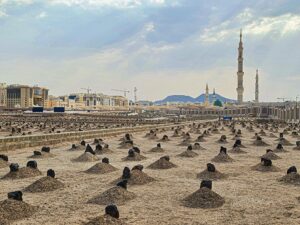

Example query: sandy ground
[1,123,300,225]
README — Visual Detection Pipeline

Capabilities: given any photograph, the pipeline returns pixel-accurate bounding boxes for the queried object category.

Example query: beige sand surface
[1,123,300,224]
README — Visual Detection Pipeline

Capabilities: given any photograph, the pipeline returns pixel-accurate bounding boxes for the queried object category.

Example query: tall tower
[205,83,209,105]
[255,69,259,103]
[236,29,244,104]
[212,88,216,104]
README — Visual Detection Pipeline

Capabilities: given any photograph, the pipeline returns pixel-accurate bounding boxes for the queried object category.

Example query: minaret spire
[212,88,216,104]
[236,28,244,104]
[255,69,259,103]
[205,83,209,105]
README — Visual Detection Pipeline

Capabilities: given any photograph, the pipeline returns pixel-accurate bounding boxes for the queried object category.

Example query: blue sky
[0,0,300,101]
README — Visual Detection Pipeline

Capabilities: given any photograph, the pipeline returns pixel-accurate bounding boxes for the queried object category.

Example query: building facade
[0,83,7,108]
[6,84,49,108]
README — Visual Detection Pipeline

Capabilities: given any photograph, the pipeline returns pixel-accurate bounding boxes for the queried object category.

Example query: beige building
[6,84,49,108]
[0,83,7,108]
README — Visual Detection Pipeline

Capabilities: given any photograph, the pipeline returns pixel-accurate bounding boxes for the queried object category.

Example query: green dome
[213,99,223,107]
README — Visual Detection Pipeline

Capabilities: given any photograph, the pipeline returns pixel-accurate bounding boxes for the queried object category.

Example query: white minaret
[255,69,259,103]
[236,29,244,104]
[212,88,216,103]
[205,83,209,105]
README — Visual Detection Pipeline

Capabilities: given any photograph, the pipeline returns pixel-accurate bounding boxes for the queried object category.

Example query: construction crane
[134,87,137,103]
[111,89,130,97]
[81,87,92,94]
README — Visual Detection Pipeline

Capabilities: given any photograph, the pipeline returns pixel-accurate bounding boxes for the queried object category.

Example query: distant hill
[154,93,236,105]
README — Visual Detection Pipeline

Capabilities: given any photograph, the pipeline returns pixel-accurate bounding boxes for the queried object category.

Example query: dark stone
[0,154,8,161]
[71,144,77,149]
[128,149,135,157]
[220,146,227,154]
[125,140,133,145]
[207,163,216,172]
[33,151,42,156]
[27,160,38,169]
[105,205,119,219]
[8,191,23,201]
[235,139,242,146]
[200,180,212,190]
[47,169,55,178]
[161,156,170,161]
[187,145,193,151]
[9,163,19,172]
[280,133,284,138]
[194,143,200,146]
[80,140,86,146]
[132,147,140,154]
[104,144,109,148]
[125,133,131,140]
[276,144,283,150]
[157,143,161,148]
[122,167,131,179]
[266,149,273,153]
[261,158,272,167]
[94,139,99,144]
[102,158,109,164]
[41,146,50,153]
[296,141,300,147]
[132,164,143,171]
[85,144,95,155]
[96,144,102,151]
[220,135,227,141]
[287,166,297,174]
[117,180,128,190]
[162,135,168,140]
[256,136,262,141]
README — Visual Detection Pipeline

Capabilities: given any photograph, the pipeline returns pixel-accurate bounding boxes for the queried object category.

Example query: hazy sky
[0,0,300,102]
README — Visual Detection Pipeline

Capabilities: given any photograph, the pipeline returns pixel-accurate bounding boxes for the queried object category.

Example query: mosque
[204,29,260,107]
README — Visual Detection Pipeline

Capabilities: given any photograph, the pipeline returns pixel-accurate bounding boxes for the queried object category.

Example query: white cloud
[200,13,300,43]
[0,0,33,5]
[0,10,7,17]
[36,11,47,19]
[49,0,166,8]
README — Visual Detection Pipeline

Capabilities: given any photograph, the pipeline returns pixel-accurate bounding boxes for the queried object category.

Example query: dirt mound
[68,145,85,151]
[261,152,281,160]
[122,154,146,162]
[278,173,300,185]
[276,138,293,146]
[147,158,177,170]
[28,152,55,159]
[149,147,164,153]
[24,176,64,193]
[87,186,136,206]
[269,133,277,138]
[2,167,42,180]
[252,140,269,146]
[211,153,234,163]
[0,159,8,169]
[182,187,225,208]
[178,139,192,146]
[118,143,133,149]
[273,148,288,153]
[85,163,118,174]
[95,148,113,155]
[251,163,280,172]
[72,152,99,162]
[193,144,206,150]
[0,199,37,223]
[229,147,247,154]
[197,170,227,180]
[112,170,155,186]
[177,150,198,158]
[85,215,127,225]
